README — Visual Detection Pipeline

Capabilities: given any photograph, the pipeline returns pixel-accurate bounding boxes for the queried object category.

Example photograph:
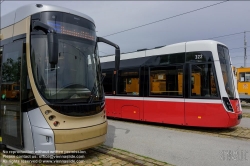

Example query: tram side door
[115,68,142,120]
[185,62,219,126]
[0,40,23,149]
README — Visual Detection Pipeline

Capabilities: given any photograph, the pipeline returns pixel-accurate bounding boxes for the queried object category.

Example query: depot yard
[1,108,250,166]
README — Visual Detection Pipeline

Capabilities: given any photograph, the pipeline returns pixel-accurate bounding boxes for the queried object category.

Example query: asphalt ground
[105,119,250,166]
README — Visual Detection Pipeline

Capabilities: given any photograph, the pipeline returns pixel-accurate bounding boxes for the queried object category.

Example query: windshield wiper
[88,75,105,103]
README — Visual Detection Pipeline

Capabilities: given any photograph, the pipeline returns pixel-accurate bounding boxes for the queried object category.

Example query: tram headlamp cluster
[222,97,234,112]
[45,111,59,127]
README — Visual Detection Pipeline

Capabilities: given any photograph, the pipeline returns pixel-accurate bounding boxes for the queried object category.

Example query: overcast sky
[1,1,250,67]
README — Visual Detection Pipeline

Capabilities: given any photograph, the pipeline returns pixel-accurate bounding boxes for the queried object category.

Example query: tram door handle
[4,105,6,115]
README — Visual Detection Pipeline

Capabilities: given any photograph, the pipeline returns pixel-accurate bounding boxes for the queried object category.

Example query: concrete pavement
[105,119,250,166]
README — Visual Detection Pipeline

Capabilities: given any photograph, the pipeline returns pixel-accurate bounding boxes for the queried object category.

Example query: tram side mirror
[47,33,58,65]
[32,20,58,66]
[97,37,120,95]
[115,48,120,72]
[97,37,120,71]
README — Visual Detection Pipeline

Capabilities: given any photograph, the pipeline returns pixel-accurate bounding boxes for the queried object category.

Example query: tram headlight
[45,110,51,115]
[49,115,56,121]
[222,97,234,112]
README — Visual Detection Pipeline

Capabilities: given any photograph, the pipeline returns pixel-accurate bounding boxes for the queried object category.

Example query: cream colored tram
[0,4,120,155]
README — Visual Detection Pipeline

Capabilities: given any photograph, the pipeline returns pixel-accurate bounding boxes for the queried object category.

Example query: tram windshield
[31,12,103,103]
[217,45,235,98]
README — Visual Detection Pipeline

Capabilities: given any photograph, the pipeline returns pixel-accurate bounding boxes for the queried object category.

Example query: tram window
[127,78,132,84]
[191,76,195,89]
[150,66,183,96]
[117,70,139,96]
[245,73,250,82]
[240,73,245,82]
[102,71,113,95]
[1,45,21,101]
[191,64,218,97]
[239,72,250,82]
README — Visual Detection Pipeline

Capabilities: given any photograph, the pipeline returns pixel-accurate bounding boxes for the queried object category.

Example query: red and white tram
[100,40,242,128]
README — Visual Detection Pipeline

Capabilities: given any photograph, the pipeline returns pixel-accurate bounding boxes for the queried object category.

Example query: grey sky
[1,1,250,67]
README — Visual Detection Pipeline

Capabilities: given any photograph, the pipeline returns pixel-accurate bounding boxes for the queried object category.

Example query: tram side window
[1,47,21,101]
[117,70,139,96]
[102,71,113,95]
[150,66,183,96]
[191,64,218,97]
[239,72,250,82]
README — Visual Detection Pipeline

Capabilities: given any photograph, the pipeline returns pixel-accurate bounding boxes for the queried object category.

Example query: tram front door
[0,41,23,149]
